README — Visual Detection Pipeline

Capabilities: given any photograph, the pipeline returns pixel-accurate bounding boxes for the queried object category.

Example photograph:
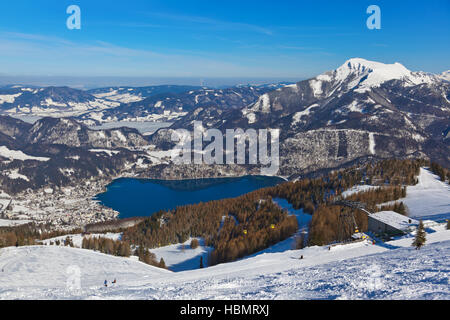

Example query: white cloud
[145,12,273,36]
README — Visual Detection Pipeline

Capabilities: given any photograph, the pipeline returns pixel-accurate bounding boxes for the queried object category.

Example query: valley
[1,0,449,304]
[0,58,449,229]
[0,58,449,300]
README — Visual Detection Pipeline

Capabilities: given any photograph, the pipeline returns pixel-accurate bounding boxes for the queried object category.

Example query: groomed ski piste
[0,168,449,300]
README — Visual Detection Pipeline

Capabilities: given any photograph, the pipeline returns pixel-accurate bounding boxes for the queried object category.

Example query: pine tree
[412,220,426,250]
[190,239,199,249]
[297,232,307,249]
[119,242,131,257]
[82,237,88,249]
[159,258,166,269]
[65,236,74,247]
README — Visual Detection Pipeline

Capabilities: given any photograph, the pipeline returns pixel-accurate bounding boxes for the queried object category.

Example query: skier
[112,279,117,284]
[104,280,108,287]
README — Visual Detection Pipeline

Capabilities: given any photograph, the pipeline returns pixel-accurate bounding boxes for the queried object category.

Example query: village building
[368,211,419,235]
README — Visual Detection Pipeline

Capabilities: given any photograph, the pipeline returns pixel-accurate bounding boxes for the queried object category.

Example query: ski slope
[149,238,213,272]
[344,168,450,221]
[39,234,212,272]
[0,246,171,300]
[0,227,449,300]
[403,168,450,221]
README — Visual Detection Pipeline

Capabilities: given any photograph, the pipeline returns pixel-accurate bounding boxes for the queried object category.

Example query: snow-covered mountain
[26,117,148,149]
[0,59,448,183]
[315,58,440,95]
[440,70,450,82]
[0,116,149,150]
[77,84,290,125]
[0,83,291,125]
[0,115,156,194]
[87,85,203,104]
[0,86,120,117]
[154,58,450,176]
[233,58,449,126]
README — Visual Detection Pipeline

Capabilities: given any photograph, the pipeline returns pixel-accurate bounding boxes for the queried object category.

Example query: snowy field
[342,185,380,198]
[3,115,173,135]
[0,146,50,162]
[149,238,213,272]
[5,114,42,124]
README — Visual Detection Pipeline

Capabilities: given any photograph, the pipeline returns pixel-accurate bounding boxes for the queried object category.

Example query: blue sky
[0,0,448,85]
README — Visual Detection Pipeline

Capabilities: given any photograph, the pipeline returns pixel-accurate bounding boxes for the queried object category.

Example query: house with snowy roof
[368,211,419,235]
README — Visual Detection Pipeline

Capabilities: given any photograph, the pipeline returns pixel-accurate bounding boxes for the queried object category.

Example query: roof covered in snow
[370,211,419,232]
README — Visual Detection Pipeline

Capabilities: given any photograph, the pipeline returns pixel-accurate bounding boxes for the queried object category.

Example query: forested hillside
[122,159,444,264]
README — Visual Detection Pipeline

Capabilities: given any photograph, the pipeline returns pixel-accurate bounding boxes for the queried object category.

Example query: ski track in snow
[369,133,376,155]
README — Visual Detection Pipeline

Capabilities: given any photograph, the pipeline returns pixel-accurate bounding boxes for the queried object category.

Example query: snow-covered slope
[91,89,144,104]
[440,71,450,82]
[0,145,50,161]
[345,168,450,221]
[403,168,450,220]
[1,226,449,300]
[87,85,203,105]
[0,219,30,227]
[2,164,448,300]
[39,235,212,273]
[0,246,170,300]
[149,238,213,272]
[40,233,123,248]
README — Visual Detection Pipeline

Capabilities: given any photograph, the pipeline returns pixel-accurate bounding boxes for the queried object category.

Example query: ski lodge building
[368,211,419,235]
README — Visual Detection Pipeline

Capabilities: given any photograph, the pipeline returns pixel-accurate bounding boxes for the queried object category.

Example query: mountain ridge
[150,58,450,174]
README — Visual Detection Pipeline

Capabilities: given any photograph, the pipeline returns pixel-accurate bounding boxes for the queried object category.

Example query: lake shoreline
[95,174,286,220]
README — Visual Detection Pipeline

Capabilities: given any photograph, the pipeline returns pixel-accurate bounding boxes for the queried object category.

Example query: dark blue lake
[95,176,284,219]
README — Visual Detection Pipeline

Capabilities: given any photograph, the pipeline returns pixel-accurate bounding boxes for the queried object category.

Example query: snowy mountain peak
[334,58,412,90]
[317,58,440,94]
[440,70,450,82]
[343,58,408,73]
[239,58,448,125]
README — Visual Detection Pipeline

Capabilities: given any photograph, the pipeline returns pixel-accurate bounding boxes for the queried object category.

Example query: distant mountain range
[78,85,290,125]
[0,115,155,194]
[152,58,450,174]
[0,85,119,117]
[0,83,291,124]
[87,85,203,103]
[0,58,448,193]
